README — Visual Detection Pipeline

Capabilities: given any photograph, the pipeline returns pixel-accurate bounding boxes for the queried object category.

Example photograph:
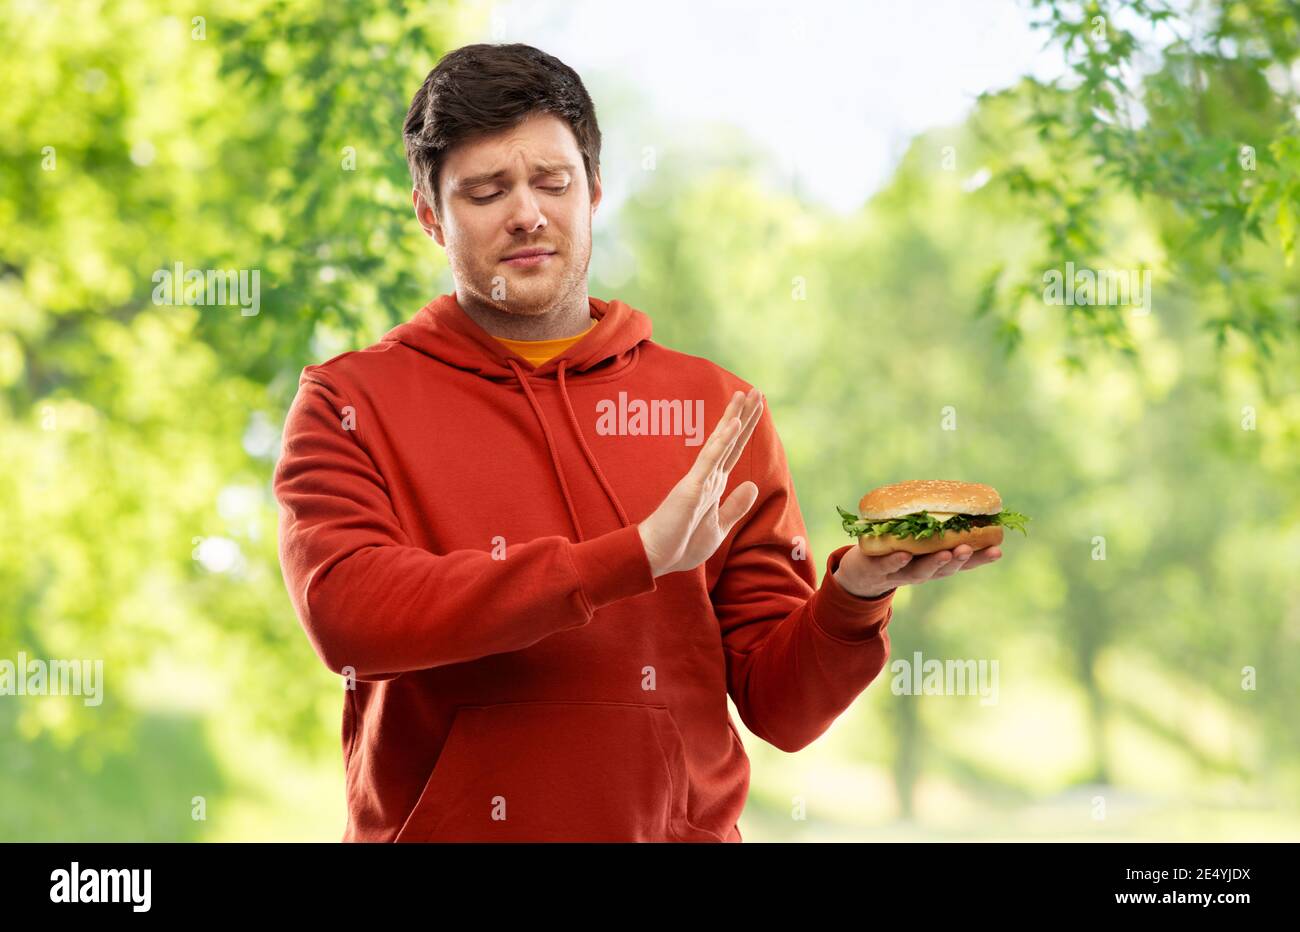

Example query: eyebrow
[453,160,577,192]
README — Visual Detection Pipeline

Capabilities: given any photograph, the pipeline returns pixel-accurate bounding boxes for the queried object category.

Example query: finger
[715,388,756,469]
[717,480,759,535]
[958,546,1002,570]
[929,545,973,579]
[705,391,746,454]
[703,390,742,439]
[889,549,956,582]
[688,409,742,484]
[721,390,764,474]
[718,389,744,425]
[689,390,749,484]
[862,550,914,575]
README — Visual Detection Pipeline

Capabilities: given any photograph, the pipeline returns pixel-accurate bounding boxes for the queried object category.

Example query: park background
[2,0,1298,840]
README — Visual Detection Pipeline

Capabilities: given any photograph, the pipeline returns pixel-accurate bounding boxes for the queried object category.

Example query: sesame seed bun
[858,479,1001,520]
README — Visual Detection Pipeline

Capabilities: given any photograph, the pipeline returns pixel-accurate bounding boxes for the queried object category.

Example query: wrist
[636,523,665,578]
[832,567,894,600]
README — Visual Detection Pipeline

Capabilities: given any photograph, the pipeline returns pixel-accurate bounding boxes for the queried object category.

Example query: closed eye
[469,184,569,204]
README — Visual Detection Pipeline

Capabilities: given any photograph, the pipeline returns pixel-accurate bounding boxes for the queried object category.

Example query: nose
[505,188,547,236]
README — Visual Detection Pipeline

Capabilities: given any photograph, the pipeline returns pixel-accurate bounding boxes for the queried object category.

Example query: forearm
[288,523,656,677]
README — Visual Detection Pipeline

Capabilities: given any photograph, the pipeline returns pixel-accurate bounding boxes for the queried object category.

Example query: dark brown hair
[403,43,602,219]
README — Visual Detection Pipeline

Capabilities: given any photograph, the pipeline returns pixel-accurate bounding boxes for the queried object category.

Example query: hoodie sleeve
[273,372,657,679]
[707,402,897,754]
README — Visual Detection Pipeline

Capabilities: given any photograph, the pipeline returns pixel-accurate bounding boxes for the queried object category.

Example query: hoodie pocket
[393,700,719,842]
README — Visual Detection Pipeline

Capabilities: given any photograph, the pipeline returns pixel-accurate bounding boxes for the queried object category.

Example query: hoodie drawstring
[506,358,630,543]
[557,362,631,528]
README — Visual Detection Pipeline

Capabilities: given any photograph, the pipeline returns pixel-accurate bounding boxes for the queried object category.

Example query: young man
[272,43,1001,842]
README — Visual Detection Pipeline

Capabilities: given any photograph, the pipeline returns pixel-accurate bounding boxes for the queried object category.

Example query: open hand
[832,540,1003,599]
[637,388,764,577]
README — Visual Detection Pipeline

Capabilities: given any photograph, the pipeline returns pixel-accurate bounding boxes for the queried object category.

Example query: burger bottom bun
[856,524,1004,557]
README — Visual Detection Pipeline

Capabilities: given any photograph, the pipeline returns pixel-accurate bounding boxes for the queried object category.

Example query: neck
[455,285,592,341]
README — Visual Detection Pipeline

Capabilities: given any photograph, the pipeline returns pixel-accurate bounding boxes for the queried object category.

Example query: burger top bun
[858,479,1001,521]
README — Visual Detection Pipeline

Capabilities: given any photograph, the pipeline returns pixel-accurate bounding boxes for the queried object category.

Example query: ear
[590,170,602,216]
[412,189,444,246]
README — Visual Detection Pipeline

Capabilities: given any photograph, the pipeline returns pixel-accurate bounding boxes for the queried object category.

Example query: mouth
[501,249,555,269]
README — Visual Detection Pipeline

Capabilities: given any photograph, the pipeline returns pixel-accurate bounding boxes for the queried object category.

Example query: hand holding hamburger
[830,479,1029,600]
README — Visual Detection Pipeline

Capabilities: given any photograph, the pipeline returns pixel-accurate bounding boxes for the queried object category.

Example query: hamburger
[838,479,1029,556]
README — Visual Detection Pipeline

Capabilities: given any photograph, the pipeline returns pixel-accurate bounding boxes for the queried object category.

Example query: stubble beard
[457,233,591,319]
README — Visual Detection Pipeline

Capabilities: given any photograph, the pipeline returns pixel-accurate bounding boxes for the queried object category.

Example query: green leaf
[1277,196,1296,267]
[838,507,1031,540]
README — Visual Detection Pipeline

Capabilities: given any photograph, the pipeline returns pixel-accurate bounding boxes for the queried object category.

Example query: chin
[492,285,558,315]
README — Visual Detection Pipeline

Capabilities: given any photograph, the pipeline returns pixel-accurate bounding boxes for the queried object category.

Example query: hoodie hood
[380,292,652,381]
[378,292,654,542]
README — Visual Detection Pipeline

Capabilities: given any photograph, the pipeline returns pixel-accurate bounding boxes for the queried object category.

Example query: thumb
[718,481,759,534]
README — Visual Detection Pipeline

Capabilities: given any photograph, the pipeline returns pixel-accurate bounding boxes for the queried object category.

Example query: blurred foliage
[1,0,469,839]
[1,0,1297,840]
[976,0,1300,385]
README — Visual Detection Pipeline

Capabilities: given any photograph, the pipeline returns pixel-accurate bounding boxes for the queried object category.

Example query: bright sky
[481,0,1066,214]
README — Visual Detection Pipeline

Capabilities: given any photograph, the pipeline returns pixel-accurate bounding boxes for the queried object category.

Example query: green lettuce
[837,505,1030,541]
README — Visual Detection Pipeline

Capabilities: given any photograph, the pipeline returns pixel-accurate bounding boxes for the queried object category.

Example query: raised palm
[638,388,765,577]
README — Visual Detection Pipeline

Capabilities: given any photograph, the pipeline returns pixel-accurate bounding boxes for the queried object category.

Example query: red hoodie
[272,292,897,842]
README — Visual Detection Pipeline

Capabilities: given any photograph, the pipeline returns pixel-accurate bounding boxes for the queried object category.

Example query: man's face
[414,111,601,316]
